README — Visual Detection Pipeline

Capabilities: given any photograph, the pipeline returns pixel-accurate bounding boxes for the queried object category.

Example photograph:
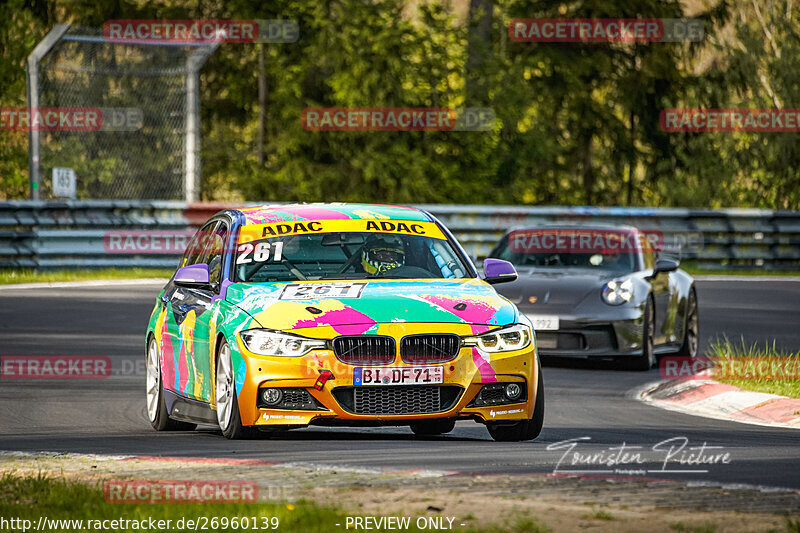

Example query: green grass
[582,509,615,521]
[679,261,800,277]
[0,268,172,285]
[0,474,550,533]
[708,338,800,399]
[669,521,717,533]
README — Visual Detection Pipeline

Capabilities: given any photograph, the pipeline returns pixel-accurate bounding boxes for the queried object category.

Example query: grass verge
[679,261,800,277]
[0,474,550,533]
[708,338,800,399]
[0,268,172,285]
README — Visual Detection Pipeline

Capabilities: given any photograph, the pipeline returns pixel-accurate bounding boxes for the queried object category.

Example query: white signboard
[52,167,76,199]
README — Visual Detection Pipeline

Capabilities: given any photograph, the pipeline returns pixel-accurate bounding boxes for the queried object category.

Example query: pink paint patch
[419,294,498,324]
[177,340,189,393]
[280,207,351,220]
[293,307,376,334]
[159,320,176,390]
[332,323,376,335]
[243,211,291,224]
[470,324,492,335]
[472,346,496,383]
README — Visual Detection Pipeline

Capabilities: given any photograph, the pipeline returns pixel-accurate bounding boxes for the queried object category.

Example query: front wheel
[146,336,196,431]
[216,340,255,439]
[626,296,656,371]
[676,287,699,357]
[487,363,544,442]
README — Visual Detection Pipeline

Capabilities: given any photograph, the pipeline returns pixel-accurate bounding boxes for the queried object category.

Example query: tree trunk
[466,0,493,104]
[257,44,267,165]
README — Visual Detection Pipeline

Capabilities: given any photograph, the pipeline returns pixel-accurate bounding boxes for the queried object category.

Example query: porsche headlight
[602,278,634,305]
[462,324,532,353]
[239,329,327,357]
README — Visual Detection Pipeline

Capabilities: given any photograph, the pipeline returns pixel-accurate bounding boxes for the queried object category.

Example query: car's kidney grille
[400,334,460,364]
[332,386,462,415]
[333,336,395,365]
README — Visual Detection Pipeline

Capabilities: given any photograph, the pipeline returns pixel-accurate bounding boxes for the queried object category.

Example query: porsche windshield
[492,229,645,273]
[234,230,470,282]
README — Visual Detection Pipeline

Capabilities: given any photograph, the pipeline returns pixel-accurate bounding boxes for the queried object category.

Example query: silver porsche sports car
[488,224,699,370]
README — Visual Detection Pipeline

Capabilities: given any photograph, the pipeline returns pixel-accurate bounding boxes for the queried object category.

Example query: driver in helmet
[361,235,406,275]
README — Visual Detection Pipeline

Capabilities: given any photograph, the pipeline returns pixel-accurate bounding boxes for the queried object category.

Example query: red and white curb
[637,378,800,429]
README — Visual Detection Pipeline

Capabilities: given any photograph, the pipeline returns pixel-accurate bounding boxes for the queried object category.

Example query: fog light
[505,383,522,400]
[261,388,283,405]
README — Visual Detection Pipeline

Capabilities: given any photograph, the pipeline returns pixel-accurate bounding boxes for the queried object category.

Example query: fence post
[26,24,71,200]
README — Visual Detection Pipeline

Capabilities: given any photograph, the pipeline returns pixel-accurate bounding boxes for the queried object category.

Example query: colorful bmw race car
[488,224,699,370]
[145,204,544,441]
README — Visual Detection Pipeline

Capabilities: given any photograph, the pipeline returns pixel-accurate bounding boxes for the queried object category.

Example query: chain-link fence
[27,25,217,200]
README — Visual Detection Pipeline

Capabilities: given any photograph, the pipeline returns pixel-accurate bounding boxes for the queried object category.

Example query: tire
[487,363,544,442]
[626,296,656,371]
[216,339,256,439]
[146,336,196,431]
[410,418,456,436]
[676,287,699,357]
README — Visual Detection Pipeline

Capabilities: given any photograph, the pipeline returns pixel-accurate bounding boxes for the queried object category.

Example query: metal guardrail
[1,201,799,270]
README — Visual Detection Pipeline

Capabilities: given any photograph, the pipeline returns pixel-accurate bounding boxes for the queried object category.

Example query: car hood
[226,279,518,332]
[496,268,625,308]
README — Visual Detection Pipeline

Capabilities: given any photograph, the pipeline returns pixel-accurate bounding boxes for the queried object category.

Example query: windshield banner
[238,219,448,244]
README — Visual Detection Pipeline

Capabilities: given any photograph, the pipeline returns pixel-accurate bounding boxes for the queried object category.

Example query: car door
[166,220,223,401]
[189,219,230,402]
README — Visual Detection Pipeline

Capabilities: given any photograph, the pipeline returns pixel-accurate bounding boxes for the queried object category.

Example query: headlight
[602,278,633,305]
[239,329,327,357]
[462,324,532,353]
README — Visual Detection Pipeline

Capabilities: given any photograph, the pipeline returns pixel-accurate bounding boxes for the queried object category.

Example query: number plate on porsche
[354,366,444,386]
[526,314,560,331]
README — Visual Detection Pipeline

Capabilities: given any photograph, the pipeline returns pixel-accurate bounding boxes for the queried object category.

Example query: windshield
[491,228,642,273]
[234,222,470,282]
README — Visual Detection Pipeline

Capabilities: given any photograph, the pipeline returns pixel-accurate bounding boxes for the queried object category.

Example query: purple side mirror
[483,258,518,284]
[174,263,210,286]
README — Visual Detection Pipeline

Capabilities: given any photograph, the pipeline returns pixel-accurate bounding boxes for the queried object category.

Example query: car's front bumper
[230,322,538,428]
[523,309,645,358]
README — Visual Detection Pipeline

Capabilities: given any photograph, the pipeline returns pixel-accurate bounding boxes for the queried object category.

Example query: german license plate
[527,314,559,331]
[354,366,443,386]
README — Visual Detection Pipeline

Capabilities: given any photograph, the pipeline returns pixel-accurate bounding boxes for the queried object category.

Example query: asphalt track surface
[1,279,799,490]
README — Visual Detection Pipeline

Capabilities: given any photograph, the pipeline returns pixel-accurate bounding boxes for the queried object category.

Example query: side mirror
[653,257,679,274]
[483,258,518,285]
[174,264,210,288]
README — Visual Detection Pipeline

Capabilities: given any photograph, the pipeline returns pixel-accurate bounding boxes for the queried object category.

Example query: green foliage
[0,0,798,208]
[708,337,800,399]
